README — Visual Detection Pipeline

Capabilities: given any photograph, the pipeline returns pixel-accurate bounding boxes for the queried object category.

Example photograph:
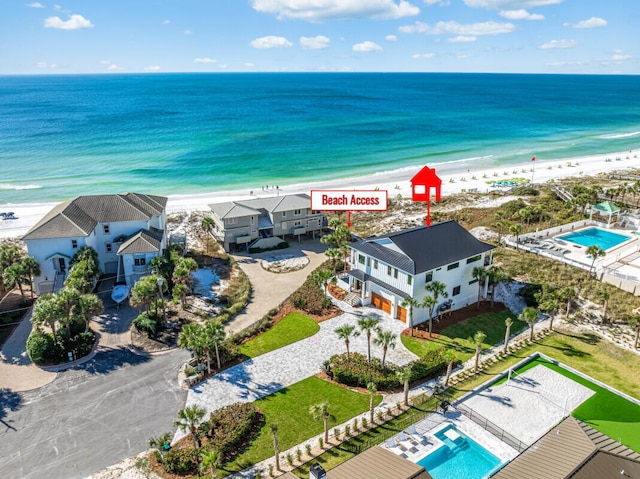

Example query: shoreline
[1,148,637,240]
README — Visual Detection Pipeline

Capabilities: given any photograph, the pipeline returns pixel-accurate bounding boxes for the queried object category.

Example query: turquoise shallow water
[1,73,639,205]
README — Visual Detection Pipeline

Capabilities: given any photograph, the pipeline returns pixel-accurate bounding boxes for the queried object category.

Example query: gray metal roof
[350,221,494,274]
[208,194,310,219]
[327,446,432,479]
[491,417,640,479]
[117,228,164,255]
[23,193,167,240]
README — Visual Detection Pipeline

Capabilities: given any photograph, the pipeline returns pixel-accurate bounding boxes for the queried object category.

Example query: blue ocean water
[0,73,639,205]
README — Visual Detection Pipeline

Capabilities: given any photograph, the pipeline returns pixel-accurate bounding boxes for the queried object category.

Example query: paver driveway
[185,305,417,421]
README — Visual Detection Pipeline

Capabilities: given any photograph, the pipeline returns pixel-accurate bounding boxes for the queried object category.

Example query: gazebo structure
[590,201,620,225]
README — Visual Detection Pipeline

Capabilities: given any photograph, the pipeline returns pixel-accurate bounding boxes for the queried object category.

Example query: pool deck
[382,364,596,471]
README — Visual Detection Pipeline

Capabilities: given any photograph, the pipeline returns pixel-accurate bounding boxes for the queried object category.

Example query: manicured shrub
[163,447,198,475]
[201,402,262,462]
[26,329,57,365]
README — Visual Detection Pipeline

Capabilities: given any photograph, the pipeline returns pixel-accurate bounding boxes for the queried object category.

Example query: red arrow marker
[347,210,352,229]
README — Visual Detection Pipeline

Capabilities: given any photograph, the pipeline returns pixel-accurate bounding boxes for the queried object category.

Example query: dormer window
[103,224,110,234]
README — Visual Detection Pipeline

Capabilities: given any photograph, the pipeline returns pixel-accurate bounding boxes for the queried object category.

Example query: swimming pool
[559,227,630,251]
[417,425,502,479]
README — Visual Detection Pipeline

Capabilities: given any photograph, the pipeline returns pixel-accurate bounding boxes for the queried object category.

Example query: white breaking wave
[0,183,42,190]
[600,131,640,139]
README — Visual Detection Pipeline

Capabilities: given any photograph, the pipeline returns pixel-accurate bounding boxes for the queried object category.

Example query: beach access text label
[310,190,388,211]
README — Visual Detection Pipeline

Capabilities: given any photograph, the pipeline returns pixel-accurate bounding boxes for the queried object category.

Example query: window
[294,220,302,227]
[294,209,301,215]
[103,224,110,234]
[251,216,255,225]
[358,254,365,265]
[447,262,460,271]
[367,257,371,267]
[281,221,287,229]
[394,268,398,279]
[407,275,413,285]
[374,260,379,269]
[466,254,482,264]
[452,285,461,296]
[226,217,238,225]
[282,211,287,218]
[106,243,112,253]
[387,266,392,276]
[134,257,146,266]
[71,240,78,249]
[469,278,478,285]
[425,271,433,283]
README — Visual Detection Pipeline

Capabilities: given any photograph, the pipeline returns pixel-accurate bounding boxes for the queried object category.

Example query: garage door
[371,292,391,314]
[396,306,407,323]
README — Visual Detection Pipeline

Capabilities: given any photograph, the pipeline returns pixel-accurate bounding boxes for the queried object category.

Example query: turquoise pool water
[559,228,630,250]
[417,425,502,479]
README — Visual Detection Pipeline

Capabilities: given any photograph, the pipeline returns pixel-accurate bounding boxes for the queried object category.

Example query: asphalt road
[0,346,190,479]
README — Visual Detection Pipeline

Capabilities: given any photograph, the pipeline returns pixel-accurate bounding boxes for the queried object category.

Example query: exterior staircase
[343,292,361,306]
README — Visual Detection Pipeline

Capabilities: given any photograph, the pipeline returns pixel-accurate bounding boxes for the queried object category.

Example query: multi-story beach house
[341,221,495,324]
[22,193,168,294]
[209,193,324,252]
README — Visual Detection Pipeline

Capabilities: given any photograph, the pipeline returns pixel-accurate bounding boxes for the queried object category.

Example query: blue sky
[2,0,638,74]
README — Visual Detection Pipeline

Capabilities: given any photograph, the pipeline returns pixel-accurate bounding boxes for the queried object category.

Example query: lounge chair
[407,425,430,445]
[397,432,418,452]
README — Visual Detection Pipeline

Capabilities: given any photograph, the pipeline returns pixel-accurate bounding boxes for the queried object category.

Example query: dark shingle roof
[351,221,494,274]
[208,194,310,219]
[117,228,164,255]
[23,193,167,240]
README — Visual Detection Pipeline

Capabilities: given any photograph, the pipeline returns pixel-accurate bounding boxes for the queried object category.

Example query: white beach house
[342,221,495,324]
[209,193,324,252]
[22,193,168,294]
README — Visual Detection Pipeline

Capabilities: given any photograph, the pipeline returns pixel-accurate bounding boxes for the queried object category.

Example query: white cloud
[250,0,419,21]
[353,41,382,52]
[194,57,217,64]
[612,51,631,62]
[145,66,161,71]
[449,35,477,42]
[424,0,450,5]
[244,63,255,68]
[107,64,124,71]
[300,35,330,49]
[411,53,435,59]
[184,29,193,35]
[386,34,398,41]
[36,61,56,68]
[162,19,171,25]
[26,2,45,8]
[464,0,562,8]
[567,17,607,29]
[44,14,94,30]
[400,20,516,36]
[251,36,293,49]
[499,9,544,20]
[540,39,576,49]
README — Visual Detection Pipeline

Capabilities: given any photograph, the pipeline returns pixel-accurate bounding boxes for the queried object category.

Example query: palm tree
[78,293,104,333]
[367,382,377,423]
[357,316,378,362]
[421,295,437,338]
[334,324,359,362]
[130,275,160,313]
[57,287,81,336]
[148,432,172,452]
[520,307,539,341]
[173,257,198,288]
[270,423,280,470]
[325,248,341,274]
[174,405,207,451]
[204,320,226,372]
[20,256,40,300]
[487,267,507,308]
[200,449,221,479]
[31,293,63,344]
[173,283,190,308]
[472,266,488,310]
[312,269,333,295]
[626,314,640,349]
[309,401,331,444]
[443,349,457,387]
[473,331,486,372]
[503,317,513,354]
[200,217,215,253]
[536,284,560,331]
[425,280,448,334]
[509,223,523,250]
[586,245,606,276]
[2,263,29,303]
[374,329,397,369]
[400,297,420,337]
[558,286,577,318]
[396,365,412,407]
[178,322,205,364]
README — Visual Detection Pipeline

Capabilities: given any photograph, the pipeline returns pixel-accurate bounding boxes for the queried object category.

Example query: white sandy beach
[1,149,637,240]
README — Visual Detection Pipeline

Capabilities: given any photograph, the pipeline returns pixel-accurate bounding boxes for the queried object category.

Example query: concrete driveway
[225,238,327,335]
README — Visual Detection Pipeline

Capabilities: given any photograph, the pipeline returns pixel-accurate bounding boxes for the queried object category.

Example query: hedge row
[201,402,263,462]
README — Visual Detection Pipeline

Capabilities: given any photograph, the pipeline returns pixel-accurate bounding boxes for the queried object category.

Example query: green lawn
[238,312,320,358]
[221,376,382,476]
[401,309,526,362]
[505,356,640,452]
